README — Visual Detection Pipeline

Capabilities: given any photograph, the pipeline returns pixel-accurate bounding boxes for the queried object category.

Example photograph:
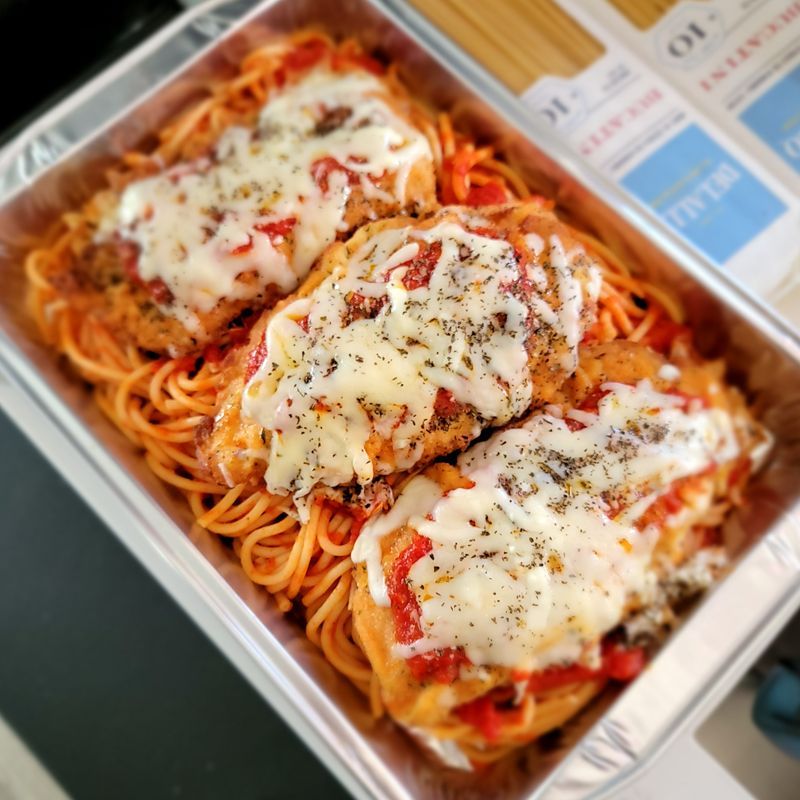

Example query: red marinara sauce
[118,239,173,305]
[384,240,443,291]
[254,217,297,241]
[465,182,507,206]
[433,388,464,418]
[310,156,360,193]
[387,533,469,683]
[456,643,645,742]
[244,331,268,382]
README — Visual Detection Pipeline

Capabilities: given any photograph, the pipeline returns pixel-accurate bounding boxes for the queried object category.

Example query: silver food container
[0,1,799,797]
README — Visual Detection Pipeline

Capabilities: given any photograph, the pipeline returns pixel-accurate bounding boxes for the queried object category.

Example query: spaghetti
[408,0,604,91]
[607,0,681,31]
[25,30,760,764]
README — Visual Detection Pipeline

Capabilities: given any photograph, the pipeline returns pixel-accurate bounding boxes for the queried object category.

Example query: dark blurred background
[0,1,349,797]
[0,0,181,140]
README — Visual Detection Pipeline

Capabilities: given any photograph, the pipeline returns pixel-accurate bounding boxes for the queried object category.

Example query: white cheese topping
[356,476,442,607]
[657,363,681,382]
[354,380,739,673]
[527,235,595,372]
[243,218,535,496]
[101,68,431,330]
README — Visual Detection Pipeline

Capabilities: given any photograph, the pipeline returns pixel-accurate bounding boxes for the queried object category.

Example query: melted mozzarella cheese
[355,380,739,673]
[526,235,596,372]
[101,69,431,330]
[355,475,443,606]
[243,219,535,496]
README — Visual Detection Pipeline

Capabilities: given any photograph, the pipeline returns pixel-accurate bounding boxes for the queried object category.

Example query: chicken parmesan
[41,39,435,356]
[197,203,603,496]
[351,340,768,753]
[24,29,771,771]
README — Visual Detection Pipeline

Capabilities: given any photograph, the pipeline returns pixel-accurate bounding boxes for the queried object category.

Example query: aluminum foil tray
[0,1,799,797]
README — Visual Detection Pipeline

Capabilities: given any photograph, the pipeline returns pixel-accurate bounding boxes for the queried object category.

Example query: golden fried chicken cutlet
[197,202,603,496]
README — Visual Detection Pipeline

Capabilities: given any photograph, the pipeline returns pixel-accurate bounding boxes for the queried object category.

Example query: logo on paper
[740,64,800,175]
[653,3,724,69]
[621,124,786,264]
[523,76,587,133]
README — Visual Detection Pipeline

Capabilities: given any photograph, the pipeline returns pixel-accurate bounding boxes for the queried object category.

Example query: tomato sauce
[282,38,329,73]
[388,533,469,683]
[465,182,507,206]
[229,234,254,256]
[254,217,297,241]
[433,388,463,418]
[311,156,360,193]
[455,643,645,742]
[245,331,268,382]
[118,239,174,305]
[383,240,443,290]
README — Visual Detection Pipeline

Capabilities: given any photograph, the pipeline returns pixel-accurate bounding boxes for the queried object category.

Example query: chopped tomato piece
[604,645,646,682]
[564,417,586,432]
[385,240,442,290]
[635,468,713,531]
[465,181,507,206]
[117,239,173,305]
[245,332,268,382]
[579,387,613,414]
[526,662,601,694]
[434,388,463,418]
[229,234,254,256]
[662,486,685,515]
[563,387,611,431]
[408,649,469,684]
[145,278,173,305]
[456,644,645,741]
[311,156,359,193]
[254,217,296,241]
[387,533,468,683]
[527,644,646,694]
[455,695,505,742]
[466,225,502,240]
[282,38,329,72]
[295,315,310,333]
[387,534,431,645]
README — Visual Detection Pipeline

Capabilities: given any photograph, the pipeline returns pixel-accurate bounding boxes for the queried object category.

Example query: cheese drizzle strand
[243,219,597,497]
[353,380,740,673]
[100,69,432,330]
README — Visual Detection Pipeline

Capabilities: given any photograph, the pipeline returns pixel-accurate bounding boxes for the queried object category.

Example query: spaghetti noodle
[408,0,604,91]
[607,0,681,31]
[25,30,761,764]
